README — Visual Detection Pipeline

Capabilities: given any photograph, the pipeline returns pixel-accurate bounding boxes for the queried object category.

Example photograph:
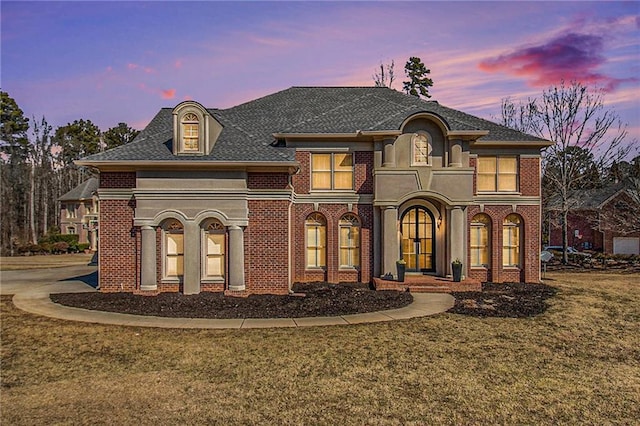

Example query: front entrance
[400,206,435,272]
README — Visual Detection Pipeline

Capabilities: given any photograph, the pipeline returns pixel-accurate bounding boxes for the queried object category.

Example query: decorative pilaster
[449,139,462,167]
[382,138,396,167]
[228,225,246,291]
[449,206,466,276]
[382,206,399,277]
[140,225,157,291]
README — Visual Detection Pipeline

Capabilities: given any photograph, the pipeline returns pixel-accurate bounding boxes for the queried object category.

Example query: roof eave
[75,159,300,174]
[470,139,554,148]
[273,130,402,140]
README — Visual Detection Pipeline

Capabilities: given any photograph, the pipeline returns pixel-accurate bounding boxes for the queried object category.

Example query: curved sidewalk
[3,265,454,329]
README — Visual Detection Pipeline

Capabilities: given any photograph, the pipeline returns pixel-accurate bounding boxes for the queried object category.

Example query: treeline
[0,91,139,255]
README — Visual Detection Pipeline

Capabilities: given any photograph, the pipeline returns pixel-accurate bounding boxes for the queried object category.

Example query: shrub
[52,241,69,254]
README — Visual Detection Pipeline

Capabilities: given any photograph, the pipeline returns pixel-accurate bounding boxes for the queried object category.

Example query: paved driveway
[0,265,98,296]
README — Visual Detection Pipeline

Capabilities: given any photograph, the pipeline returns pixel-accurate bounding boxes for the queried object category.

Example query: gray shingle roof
[81,87,549,163]
[58,178,98,201]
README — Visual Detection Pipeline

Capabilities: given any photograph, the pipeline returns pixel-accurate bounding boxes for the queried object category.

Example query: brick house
[58,177,99,250]
[77,87,552,294]
[548,180,640,254]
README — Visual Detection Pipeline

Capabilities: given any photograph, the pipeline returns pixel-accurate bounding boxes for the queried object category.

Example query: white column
[382,206,399,277]
[140,225,157,291]
[228,225,245,291]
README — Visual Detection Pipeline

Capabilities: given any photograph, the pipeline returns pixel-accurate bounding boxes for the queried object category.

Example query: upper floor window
[339,213,360,268]
[470,214,491,267]
[311,153,353,190]
[181,113,199,152]
[477,156,518,192]
[412,133,430,165]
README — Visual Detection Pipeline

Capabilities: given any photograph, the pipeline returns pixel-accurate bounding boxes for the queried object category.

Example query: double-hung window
[181,113,199,152]
[306,213,326,268]
[311,153,353,190]
[203,221,225,280]
[164,220,184,279]
[477,156,518,192]
[339,214,360,268]
[470,214,491,267]
[503,214,522,267]
[412,133,430,165]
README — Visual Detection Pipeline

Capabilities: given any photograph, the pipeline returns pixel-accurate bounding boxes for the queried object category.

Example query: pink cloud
[162,89,176,99]
[478,33,635,91]
[174,59,182,69]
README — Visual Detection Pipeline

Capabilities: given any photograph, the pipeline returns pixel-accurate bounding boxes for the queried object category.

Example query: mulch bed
[50,282,413,319]
[448,282,558,318]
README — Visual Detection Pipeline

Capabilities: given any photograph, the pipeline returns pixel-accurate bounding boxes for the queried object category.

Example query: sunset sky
[2,1,639,153]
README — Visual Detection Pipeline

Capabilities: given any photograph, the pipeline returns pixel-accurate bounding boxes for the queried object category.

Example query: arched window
[203,220,225,280]
[503,214,522,267]
[339,213,360,268]
[181,113,199,151]
[412,132,430,165]
[470,214,491,267]
[306,213,326,268]
[163,219,184,279]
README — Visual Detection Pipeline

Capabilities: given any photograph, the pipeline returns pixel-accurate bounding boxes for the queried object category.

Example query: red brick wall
[99,198,138,292]
[245,200,290,294]
[292,203,373,284]
[467,205,540,283]
[293,151,311,194]
[100,172,136,188]
[520,157,540,196]
[247,173,290,190]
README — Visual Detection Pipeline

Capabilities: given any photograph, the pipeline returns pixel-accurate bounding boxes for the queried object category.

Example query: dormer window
[412,132,431,166]
[172,100,223,156]
[181,113,200,151]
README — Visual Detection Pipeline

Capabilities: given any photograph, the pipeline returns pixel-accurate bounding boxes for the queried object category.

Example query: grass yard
[0,253,94,271]
[2,272,639,425]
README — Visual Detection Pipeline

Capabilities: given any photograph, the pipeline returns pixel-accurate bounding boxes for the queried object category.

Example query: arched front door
[400,206,435,272]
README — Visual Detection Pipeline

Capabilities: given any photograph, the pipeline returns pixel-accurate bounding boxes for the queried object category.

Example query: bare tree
[373,60,396,89]
[501,81,632,263]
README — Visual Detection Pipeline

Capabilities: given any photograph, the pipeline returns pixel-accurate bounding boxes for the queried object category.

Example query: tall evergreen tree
[103,122,139,150]
[402,57,433,99]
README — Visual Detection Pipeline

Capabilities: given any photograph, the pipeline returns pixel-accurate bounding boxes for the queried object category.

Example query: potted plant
[396,259,406,282]
[452,258,463,282]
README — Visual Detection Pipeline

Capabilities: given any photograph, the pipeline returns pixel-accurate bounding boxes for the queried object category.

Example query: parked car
[543,246,592,257]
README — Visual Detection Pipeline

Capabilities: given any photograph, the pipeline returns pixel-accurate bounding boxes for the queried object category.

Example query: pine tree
[402,57,433,98]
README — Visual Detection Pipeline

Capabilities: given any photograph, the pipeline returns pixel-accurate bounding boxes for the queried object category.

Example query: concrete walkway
[1,265,455,329]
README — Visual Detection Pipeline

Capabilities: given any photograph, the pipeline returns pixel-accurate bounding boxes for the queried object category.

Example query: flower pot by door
[452,263,463,282]
[396,262,406,282]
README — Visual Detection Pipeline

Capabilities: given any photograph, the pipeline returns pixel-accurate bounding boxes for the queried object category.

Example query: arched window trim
[470,213,491,268]
[202,219,226,281]
[339,213,360,269]
[305,213,327,269]
[503,214,522,267]
[162,219,184,281]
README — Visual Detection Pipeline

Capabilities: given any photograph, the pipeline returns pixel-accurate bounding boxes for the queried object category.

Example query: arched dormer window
[181,113,200,152]
[411,132,431,166]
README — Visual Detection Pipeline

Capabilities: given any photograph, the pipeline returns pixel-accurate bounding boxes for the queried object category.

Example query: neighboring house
[547,180,640,255]
[58,177,99,250]
[77,87,552,294]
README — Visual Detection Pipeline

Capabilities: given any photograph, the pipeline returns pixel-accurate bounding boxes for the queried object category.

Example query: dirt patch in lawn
[449,282,558,318]
[50,282,413,319]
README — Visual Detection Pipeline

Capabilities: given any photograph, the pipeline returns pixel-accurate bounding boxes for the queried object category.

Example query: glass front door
[401,206,435,272]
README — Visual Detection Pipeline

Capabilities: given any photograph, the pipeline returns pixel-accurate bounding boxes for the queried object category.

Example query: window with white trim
[477,156,518,192]
[339,213,360,268]
[470,214,491,267]
[203,220,225,280]
[306,213,326,268]
[503,214,522,267]
[181,113,199,152]
[163,220,184,279]
[311,153,353,190]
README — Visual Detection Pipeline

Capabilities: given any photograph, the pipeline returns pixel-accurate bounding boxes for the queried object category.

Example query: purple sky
[2,1,639,155]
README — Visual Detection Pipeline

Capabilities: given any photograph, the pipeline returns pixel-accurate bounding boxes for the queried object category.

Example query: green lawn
[2,272,639,425]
